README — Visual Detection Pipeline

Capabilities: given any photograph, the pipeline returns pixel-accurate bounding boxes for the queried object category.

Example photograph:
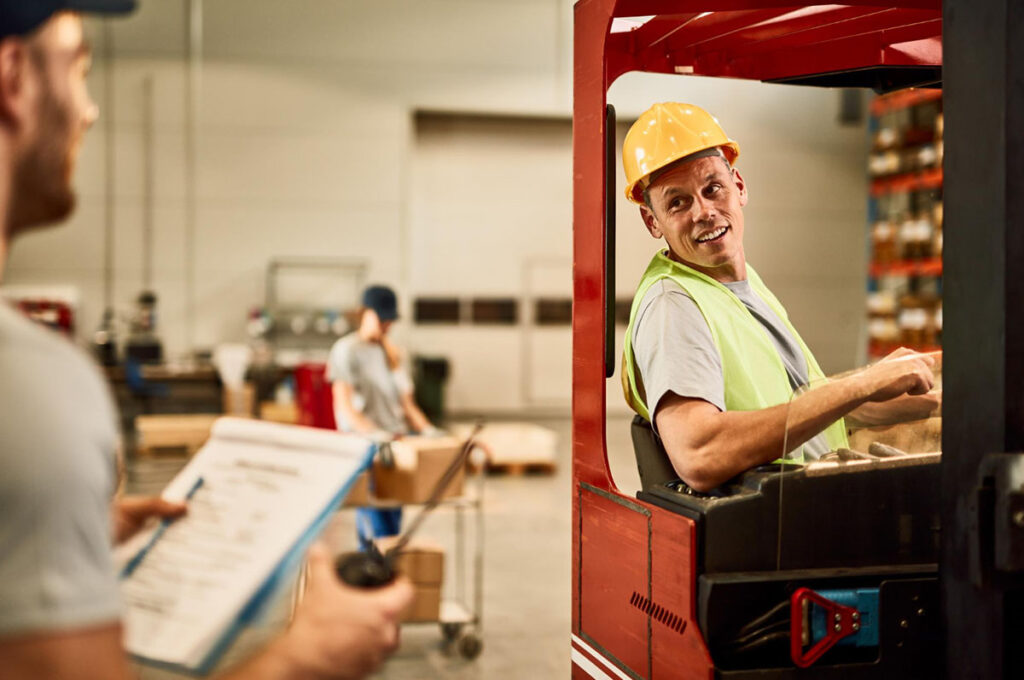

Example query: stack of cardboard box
[376,536,445,622]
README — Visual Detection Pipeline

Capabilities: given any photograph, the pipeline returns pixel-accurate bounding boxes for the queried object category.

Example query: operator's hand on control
[856,348,937,404]
[112,495,186,544]
[280,542,413,680]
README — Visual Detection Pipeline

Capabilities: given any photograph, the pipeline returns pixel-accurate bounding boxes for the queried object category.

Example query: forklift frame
[571,1,1024,678]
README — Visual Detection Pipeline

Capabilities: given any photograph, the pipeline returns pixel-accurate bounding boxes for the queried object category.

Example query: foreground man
[0,3,411,679]
[622,102,939,493]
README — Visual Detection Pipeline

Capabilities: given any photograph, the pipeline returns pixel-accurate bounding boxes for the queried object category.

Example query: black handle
[334,549,396,588]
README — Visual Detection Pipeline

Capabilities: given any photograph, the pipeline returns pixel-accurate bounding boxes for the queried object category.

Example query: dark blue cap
[362,285,398,322]
[0,1,136,40]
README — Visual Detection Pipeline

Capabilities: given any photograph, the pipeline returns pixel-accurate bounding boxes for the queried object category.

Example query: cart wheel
[440,622,463,642]
[458,633,483,660]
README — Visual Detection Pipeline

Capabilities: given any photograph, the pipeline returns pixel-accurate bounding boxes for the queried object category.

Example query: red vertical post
[572,0,616,639]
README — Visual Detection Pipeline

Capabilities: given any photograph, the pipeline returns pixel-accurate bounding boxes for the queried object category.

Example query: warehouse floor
[133,415,641,680]
[365,414,639,680]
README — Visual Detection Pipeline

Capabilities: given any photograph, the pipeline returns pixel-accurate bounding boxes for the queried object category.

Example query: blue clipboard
[128,440,376,676]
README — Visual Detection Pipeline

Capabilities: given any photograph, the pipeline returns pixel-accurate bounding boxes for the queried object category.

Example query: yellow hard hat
[622,102,740,204]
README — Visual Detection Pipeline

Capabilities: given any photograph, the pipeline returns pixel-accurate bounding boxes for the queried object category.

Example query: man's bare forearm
[846,392,941,428]
[400,394,431,433]
[658,373,871,491]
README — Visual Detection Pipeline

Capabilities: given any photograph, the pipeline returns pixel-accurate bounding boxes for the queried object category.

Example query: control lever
[335,424,483,588]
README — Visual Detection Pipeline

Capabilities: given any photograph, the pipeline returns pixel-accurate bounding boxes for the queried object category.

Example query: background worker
[328,284,438,546]
[621,102,940,493]
[0,4,411,679]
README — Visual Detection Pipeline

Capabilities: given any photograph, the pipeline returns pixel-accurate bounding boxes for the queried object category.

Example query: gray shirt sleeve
[326,336,355,385]
[631,279,726,429]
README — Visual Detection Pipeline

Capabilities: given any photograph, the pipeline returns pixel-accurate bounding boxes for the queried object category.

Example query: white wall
[409,115,574,413]
[3,0,868,415]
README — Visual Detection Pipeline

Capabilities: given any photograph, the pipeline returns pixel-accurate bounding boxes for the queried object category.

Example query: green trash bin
[413,355,450,424]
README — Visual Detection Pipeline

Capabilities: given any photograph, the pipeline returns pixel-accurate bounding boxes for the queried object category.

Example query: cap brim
[65,0,137,15]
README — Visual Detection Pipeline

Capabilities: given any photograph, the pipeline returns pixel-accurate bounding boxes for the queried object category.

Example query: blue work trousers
[356,507,402,550]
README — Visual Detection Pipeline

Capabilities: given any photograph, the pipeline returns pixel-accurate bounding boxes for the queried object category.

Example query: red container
[293,363,336,430]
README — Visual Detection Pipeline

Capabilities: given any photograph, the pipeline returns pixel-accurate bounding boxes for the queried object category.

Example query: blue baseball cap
[0,1,137,40]
[362,285,398,322]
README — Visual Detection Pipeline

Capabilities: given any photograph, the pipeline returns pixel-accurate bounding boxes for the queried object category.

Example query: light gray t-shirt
[0,302,121,636]
[326,333,407,434]
[632,278,831,460]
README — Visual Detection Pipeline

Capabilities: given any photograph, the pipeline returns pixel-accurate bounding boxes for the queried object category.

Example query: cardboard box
[376,436,465,503]
[259,401,299,424]
[375,536,444,585]
[343,472,372,506]
[374,536,445,622]
[848,415,941,454]
[222,383,255,417]
[342,435,465,506]
[404,584,441,622]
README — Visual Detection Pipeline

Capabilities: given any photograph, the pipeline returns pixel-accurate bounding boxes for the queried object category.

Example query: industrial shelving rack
[865,88,943,360]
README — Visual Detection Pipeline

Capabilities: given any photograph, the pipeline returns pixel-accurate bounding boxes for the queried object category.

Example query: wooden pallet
[452,422,559,477]
[135,442,204,458]
[134,414,219,459]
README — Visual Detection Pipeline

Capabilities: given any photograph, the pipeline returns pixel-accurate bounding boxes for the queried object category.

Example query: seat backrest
[630,415,678,491]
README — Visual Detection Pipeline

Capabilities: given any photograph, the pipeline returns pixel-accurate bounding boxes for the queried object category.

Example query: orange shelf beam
[869,257,943,278]
[868,340,942,359]
[870,168,943,197]
[870,88,942,116]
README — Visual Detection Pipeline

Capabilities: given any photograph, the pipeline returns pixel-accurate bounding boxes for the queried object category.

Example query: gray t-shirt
[326,333,407,434]
[0,302,121,636]
[632,278,831,460]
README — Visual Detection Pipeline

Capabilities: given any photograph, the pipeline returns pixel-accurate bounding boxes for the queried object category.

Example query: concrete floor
[131,415,642,679]
[366,415,639,680]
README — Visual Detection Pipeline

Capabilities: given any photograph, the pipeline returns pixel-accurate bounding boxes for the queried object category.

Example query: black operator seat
[630,415,778,502]
[629,415,679,491]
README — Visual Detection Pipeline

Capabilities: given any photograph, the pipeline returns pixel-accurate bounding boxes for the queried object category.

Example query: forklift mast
[571,1,1024,678]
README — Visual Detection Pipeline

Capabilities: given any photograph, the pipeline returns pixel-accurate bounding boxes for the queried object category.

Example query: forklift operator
[621,102,940,493]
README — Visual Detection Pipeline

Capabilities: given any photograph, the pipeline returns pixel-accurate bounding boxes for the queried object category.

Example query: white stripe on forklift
[571,648,616,680]
[571,634,632,680]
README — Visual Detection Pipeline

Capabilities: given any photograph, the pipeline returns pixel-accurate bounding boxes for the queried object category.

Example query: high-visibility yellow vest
[622,250,849,461]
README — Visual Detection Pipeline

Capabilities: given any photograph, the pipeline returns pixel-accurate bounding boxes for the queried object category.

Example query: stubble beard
[10,78,77,234]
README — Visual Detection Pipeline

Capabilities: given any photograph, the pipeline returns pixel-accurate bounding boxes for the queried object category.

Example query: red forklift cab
[570,3,946,678]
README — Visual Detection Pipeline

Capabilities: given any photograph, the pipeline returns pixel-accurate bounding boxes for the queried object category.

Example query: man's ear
[732,168,749,208]
[640,205,663,239]
[0,40,30,127]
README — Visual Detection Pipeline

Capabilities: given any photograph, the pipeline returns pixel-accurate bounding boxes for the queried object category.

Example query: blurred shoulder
[0,304,117,461]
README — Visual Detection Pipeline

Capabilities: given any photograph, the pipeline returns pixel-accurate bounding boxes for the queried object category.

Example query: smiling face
[640,154,749,282]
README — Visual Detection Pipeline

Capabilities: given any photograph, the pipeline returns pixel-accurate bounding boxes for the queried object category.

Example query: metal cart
[435,478,485,660]
[353,449,486,660]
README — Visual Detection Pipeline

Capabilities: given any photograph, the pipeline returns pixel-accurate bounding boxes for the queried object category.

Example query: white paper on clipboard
[118,417,373,674]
